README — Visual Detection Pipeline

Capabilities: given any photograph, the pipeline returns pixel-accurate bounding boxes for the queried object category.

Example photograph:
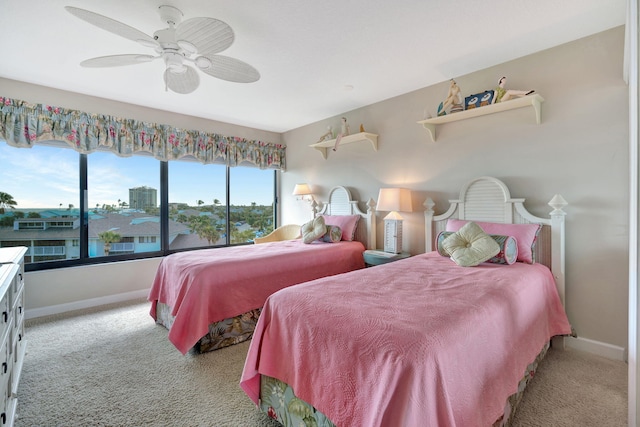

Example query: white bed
[241,176,571,427]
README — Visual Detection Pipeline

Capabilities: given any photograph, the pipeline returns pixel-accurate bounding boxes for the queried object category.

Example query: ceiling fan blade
[164,65,200,94]
[80,54,156,68]
[175,17,234,55]
[199,55,260,83]
[65,6,156,45]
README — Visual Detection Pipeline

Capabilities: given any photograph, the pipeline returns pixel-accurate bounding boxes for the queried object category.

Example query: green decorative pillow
[321,225,342,243]
[437,231,518,265]
[442,221,500,267]
[301,216,326,243]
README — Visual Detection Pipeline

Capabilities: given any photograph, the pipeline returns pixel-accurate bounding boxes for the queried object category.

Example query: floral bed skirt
[259,341,551,427]
[155,302,261,353]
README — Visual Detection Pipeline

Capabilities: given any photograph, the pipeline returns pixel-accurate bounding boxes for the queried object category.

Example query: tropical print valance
[0,96,286,170]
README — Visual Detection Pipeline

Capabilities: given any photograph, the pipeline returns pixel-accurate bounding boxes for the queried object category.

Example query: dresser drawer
[9,272,21,310]
[0,334,10,403]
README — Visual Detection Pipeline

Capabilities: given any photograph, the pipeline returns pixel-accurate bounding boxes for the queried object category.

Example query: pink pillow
[445,219,541,264]
[322,215,360,241]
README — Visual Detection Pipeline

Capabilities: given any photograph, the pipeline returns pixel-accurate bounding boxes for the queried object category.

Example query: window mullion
[80,153,89,259]
[160,161,169,253]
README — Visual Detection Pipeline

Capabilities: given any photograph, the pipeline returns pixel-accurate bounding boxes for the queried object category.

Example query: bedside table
[363,249,411,267]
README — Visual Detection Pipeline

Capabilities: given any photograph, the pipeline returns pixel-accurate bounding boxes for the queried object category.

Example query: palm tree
[97,230,121,256]
[0,192,17,214]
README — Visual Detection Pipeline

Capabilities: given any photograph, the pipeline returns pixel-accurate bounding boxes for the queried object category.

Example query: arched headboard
[316,186,376,250]
[424,176,567,305]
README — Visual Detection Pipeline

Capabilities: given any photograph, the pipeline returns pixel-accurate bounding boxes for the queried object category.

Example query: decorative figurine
[437,79,463,116]
[492,76,534,103]
[359,123,365,133]
[333,117,350,151]
[315,126,333,144]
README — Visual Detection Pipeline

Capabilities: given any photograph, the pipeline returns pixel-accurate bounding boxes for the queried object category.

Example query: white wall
[25,258,161,318]
[281,27,629,352]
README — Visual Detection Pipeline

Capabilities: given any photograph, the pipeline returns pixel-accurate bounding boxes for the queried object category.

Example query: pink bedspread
[241,252,572,427]
[148,240,364,354]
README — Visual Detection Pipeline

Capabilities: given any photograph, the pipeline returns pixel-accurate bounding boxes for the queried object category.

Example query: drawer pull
[2,363,6,374]
[2,312,6,323]
[18,334,21,342]
[1,412,5,424]
[18,307,22,314]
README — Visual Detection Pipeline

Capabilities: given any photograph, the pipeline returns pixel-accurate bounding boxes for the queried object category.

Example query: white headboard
[316,186,376,250]
[424,176,567,306]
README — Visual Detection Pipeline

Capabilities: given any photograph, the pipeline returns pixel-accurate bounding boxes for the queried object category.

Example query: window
[88,152,160,258]
[0,142,278,270]
[229,166,275,243]
[0,143,79,264]
[169,160,227,249]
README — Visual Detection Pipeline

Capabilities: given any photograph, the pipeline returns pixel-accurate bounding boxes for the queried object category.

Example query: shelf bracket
[421,123,436,143]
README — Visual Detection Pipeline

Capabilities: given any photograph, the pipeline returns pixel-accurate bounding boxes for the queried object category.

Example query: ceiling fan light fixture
[163,52,187,73]
[168,64,187,73]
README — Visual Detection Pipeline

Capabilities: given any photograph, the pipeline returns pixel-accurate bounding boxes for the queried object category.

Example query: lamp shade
[292,183,312,196]
[376,188,413,213]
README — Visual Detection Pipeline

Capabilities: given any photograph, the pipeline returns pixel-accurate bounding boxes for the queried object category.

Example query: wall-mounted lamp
[376,188,413,253]
[293,183,318,216]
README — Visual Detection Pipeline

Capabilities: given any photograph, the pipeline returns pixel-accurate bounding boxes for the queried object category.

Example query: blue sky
[0,142,275,209]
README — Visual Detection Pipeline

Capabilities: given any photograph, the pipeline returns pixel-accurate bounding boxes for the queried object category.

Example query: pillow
[442,222,500,267]
[446,219,542,264]
[322,215,360,241]
[301,216,326,244]
[320,225,342,243]
[437,231,518,265]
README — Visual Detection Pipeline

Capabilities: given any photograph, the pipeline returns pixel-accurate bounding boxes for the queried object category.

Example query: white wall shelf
[416,94,544,142]
[309,132,378,159]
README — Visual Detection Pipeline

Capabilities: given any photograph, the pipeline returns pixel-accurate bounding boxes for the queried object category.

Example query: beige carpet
[16,299,627,427]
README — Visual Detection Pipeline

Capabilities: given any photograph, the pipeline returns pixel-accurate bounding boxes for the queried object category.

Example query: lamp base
[383,219,403,253]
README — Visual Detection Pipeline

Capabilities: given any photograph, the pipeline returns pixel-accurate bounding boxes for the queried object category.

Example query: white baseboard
[566,336,627,362]
[26,289,149,320]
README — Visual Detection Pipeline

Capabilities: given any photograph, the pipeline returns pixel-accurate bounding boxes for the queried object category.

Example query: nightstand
[363,249,411,267]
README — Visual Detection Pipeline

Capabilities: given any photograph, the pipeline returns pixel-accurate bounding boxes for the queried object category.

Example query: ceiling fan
[65,5,260,94]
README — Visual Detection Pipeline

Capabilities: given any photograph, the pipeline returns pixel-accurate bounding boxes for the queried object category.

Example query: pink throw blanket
[241,252,572,427]
[148,240,364,354]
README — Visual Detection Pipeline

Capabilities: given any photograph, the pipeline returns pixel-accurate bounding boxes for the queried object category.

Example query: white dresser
[0,247,26,427]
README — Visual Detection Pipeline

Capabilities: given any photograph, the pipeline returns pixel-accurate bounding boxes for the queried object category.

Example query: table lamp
[376,188,412,253]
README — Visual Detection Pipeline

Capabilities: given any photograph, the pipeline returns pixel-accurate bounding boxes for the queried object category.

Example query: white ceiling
[0,0,627,133]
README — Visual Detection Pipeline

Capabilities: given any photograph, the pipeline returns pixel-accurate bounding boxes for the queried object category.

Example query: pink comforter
[148,240,364,354]
[241,252,572,427]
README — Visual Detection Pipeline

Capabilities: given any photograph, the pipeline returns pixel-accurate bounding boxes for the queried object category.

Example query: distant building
[129,186,157,210]
[0,210,213,263]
